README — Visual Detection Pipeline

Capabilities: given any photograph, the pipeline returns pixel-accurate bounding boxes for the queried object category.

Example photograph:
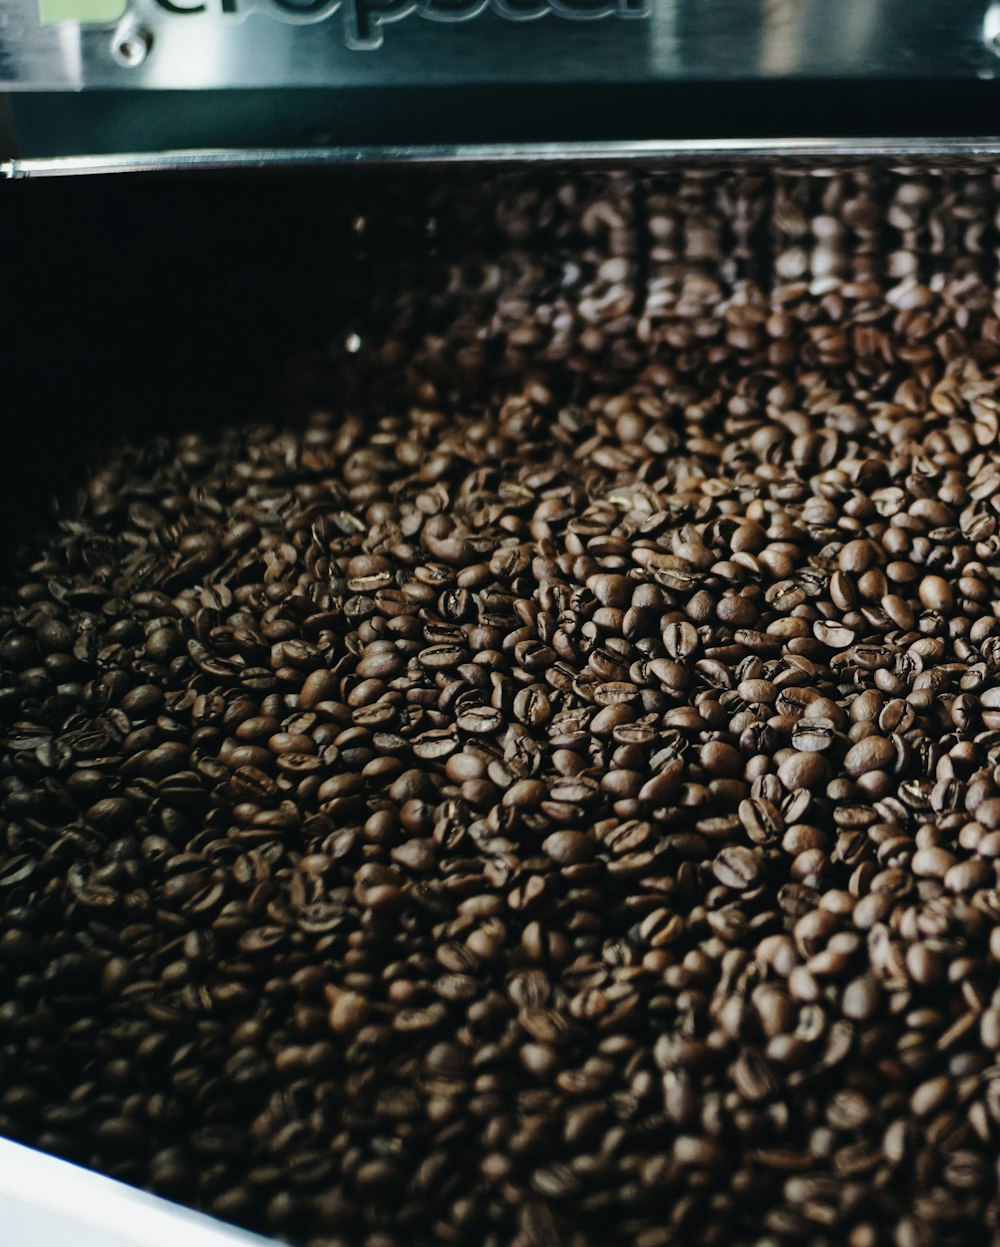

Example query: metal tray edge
[0,1136,274,1247]
[6,137,1000,177]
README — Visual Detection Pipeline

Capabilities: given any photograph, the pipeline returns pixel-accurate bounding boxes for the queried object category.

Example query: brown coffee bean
[298,669,339,709]
[587,574,630,608]
[456,705,503,734]
[712,846,763,890]
[918,575,953,613]
[906,942,943,985]
[843,735,895,777]
[813,621,856,648]
[83,797,135,830]
[777,752,829,791]
[513,687,551,726]
[975,798,1000,829]
[842,975,879,1021]
[601,819,652,855]
[838,540,879,573]
[738,797,783,845]
[911,847,955,878]
[700,741,744,778]
[791,718,836,753]
[328,991,370,1035]
[541,831,596,865]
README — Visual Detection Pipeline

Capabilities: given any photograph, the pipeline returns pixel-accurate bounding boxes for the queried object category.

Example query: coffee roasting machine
[4,2,1000,1245]
[5,0,1000,172]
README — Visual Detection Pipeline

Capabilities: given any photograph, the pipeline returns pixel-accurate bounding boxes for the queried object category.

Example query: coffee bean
[732,1048,778,1102]
[513,687,551,726]
[600,819,652,855]
[0,856,37,888]
[298,669,338,709]
[813,621,856,648]
[738,797,783,845]
[918,576,953,613]
[906,942,943,985]
[662,622,699,659]
[791,718,836,753]
[843,736,895,778]
[842,976,879,1021]
[777,752,829,791]
[838,540,880,574]
[456,704,503,734]
[587,574,630,608]
[975,798,1000,829]
[911,1076,950,1118]
[712,845,762,890]
[541,831,596,865]
[508,875,547,911]
[700,741,744,778]
[911,847,955,879]
[638,907,683,947]
[84,798,135,830]
[229,766,278,801]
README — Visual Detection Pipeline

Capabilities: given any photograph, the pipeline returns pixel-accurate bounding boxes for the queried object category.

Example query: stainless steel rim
[7,137,1000,178]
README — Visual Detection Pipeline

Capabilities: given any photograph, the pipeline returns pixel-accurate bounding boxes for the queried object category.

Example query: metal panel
[0,0,998,91]
[0,1137,271,1247]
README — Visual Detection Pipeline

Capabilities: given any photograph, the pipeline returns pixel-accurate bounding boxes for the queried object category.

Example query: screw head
[111,27,152,69]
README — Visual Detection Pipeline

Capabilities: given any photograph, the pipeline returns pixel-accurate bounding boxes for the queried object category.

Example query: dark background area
[0,168,458,564]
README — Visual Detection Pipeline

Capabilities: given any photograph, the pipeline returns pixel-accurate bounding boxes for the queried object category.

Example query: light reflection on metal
[141,16,226,87]
[648,0,676,75]
[8,136,1000,179]
[53,15,83,84]
[985,1,1000,53]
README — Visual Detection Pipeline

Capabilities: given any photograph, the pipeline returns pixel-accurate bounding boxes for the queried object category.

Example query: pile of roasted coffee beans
[4,168,1000,1247]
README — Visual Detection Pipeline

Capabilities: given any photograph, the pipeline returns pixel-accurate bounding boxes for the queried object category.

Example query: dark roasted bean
[843,734,895,777]
[712,845,763,890]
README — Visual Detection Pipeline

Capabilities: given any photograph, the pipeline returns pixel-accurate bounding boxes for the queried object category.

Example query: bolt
[111,27,153,69]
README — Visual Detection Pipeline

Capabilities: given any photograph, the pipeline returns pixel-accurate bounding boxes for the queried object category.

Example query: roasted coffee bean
[813,620,856,648]
[297,669,338,709]
[456,704,503,734]
[513,687,551,726]
[777,751,829,791]
[4,168,1000,1247]
[713,845,763,890]
[843,735,895,777]
[791,718,836,753]
[541,830,596,864]
[739,797,783,845]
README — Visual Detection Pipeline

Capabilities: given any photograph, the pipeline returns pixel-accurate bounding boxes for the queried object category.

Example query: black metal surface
[9,78,1000,161]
